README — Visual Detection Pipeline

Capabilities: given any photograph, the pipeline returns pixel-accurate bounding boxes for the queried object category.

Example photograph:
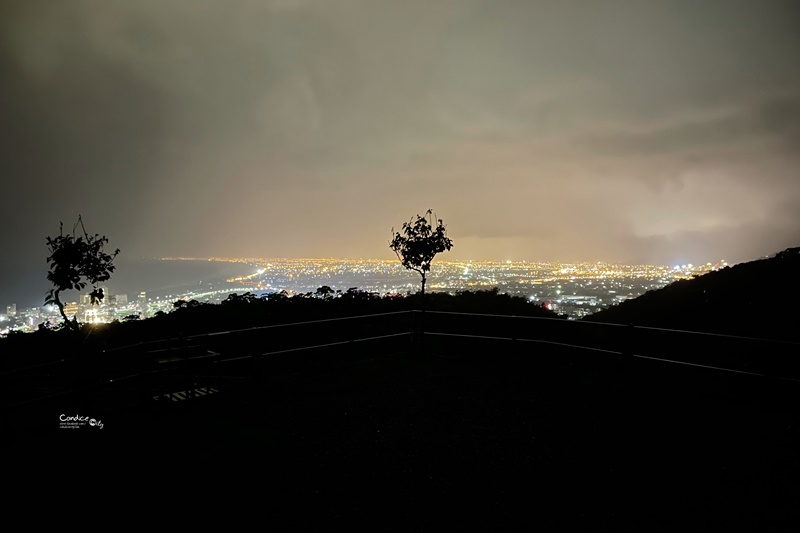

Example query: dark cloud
[577,95,800,159]
[2,0,799,308]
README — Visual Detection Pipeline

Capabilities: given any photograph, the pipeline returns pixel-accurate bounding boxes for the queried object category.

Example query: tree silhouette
[45,216,120,331]
[314,286,337,300]
[390,209,453,309]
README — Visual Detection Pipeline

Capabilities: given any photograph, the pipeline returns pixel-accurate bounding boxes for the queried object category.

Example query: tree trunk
[54,290,77,332]
[421,274,427,313]
[418,273,427,354]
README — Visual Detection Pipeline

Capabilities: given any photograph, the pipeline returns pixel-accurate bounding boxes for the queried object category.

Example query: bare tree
[45,215,120,331]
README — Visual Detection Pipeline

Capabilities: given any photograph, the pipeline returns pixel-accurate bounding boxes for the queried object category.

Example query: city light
[1,256,725,336]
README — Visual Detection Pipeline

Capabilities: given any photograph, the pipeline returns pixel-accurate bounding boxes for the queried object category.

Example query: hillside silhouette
[0,288,560,369]
[582,247,800,342]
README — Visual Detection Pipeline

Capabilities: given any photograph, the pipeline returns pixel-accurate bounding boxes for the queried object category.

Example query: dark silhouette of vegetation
[44,216,120,332]
[390,209,453,310]
[584,246,800,341]
[1,286,560,364]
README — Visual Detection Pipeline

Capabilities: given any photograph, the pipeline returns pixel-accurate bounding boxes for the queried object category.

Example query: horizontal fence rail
[2,310,799,416]
[421,310,800,381]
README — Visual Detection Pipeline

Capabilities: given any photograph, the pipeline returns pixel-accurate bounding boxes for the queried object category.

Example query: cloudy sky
[2,0,799,306]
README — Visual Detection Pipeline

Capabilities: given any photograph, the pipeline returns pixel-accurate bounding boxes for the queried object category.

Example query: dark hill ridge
[0,288,562,371]
[583,247,800,342]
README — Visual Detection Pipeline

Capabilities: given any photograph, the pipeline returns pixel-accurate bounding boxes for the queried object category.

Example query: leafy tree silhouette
[221,292,258,306]
[44,216,120,332]
[314,285,337,300]
[390,209,453,310]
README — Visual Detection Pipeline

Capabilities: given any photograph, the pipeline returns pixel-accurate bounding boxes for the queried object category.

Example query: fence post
[621,323,636,379]
[411,310,424,356]
[623,323,635,357]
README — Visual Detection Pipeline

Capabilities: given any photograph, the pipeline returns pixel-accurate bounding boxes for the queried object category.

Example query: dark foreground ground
[4,338,799,530]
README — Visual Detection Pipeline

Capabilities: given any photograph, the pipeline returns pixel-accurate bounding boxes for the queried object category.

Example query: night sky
[2,1,799,308]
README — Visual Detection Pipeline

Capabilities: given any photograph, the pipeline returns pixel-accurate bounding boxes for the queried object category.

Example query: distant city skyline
[161,255,731,270]
[2,254,725,315]
[5,250,732,338]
